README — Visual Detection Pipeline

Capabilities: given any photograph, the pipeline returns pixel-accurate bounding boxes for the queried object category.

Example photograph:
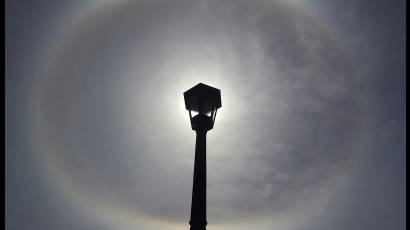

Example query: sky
[5,0,406,230]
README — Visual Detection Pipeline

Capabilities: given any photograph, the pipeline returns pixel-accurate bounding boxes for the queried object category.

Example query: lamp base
[191,114,214,132]
[189,219,207,230]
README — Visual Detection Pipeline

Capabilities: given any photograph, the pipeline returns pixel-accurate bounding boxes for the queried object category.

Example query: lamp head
[184,83,222,131]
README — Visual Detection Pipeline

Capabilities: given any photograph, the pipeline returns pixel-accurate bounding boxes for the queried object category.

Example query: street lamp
[184,83,222,230]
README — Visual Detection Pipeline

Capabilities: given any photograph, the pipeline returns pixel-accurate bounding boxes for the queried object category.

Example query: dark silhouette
[184,83,222,230]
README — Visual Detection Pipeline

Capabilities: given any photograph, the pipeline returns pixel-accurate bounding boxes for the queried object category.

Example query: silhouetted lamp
[184,83,221,230]
[184,83,222,131]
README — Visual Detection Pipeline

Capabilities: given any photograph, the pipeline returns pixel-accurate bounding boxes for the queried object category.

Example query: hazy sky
[5,0,405,230]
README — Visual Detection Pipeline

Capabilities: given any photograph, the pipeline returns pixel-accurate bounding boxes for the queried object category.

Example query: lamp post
[184,83,222,230]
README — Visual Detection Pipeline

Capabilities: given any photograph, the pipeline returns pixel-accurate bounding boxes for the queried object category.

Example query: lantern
[184,83,222,131]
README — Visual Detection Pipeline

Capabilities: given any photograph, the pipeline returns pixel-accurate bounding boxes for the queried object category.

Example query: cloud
[31,0,360,222]
[6,0,405,229]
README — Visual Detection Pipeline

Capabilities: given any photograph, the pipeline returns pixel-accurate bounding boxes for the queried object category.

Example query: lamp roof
[184,83,222,113]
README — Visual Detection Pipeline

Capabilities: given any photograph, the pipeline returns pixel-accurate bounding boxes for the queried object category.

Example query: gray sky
[5,0,405,230]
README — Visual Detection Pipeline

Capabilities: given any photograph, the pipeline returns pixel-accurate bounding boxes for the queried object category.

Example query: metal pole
[189,129,207,230]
